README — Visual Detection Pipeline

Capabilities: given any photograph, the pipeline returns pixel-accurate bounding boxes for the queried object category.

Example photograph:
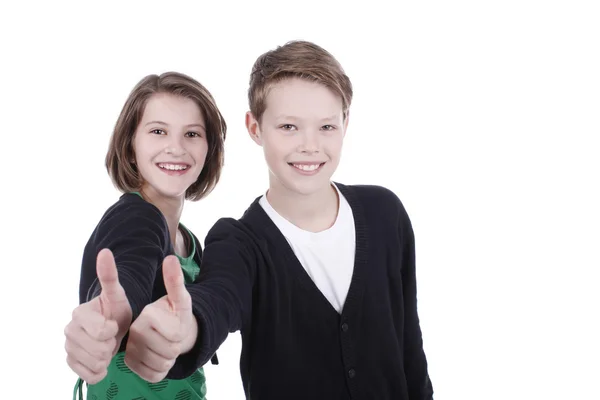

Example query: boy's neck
[266,181,339,233]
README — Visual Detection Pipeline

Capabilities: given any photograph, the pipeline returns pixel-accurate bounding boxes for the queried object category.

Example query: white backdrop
[1,1,599,399]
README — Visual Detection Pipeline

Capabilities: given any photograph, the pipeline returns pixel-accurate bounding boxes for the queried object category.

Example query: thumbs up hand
[64,249,133,384]
[124,255,198,383]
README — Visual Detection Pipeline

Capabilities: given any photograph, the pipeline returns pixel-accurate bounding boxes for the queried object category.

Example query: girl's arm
[80,197,171,321]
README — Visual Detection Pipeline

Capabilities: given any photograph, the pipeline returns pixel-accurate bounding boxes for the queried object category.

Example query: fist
[124,255,198,383]
[64,249,132,384]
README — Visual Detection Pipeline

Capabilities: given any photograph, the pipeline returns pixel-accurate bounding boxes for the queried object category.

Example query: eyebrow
[274,115,340,122]
[274,115,300,121]
[144,120,206,130]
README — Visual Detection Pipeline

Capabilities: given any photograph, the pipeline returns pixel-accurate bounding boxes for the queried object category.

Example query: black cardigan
[169,183,433,399]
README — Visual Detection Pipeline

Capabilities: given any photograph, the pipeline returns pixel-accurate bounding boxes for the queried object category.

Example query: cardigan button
[348,368,356,379]
[341,322,349,332]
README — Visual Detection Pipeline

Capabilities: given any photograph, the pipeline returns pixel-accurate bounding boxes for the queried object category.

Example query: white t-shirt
[259,184,356,313]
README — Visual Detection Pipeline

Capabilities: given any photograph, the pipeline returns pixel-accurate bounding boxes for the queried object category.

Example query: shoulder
[336,182,414,240]
[99,193,167,228]
[205,198,269,250]
[90,193,170,247]
[206,217,255,243]
[336,182,407,215]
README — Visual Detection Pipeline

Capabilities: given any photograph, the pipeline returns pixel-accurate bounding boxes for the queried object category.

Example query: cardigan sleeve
[79,198,171,322]
[397,199,434,399]
[166,217,257,379]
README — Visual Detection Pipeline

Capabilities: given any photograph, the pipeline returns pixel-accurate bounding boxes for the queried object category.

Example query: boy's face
[247,78,347,196]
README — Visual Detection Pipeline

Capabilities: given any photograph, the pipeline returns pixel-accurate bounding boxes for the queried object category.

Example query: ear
[129,134,138,163]
[129,149,136,164]
[246,111,263,146]
[342,110,350,137]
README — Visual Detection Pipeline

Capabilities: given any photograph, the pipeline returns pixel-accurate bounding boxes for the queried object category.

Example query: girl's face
[133,93,208,200]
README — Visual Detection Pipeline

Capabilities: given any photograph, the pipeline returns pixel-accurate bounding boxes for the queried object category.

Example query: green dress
[73,221,207,400]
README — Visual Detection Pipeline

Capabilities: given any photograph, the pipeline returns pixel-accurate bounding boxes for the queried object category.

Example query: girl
[64,72,226,400]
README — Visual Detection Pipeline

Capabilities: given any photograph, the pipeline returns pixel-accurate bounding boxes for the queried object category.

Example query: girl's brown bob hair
[106,72,226,201]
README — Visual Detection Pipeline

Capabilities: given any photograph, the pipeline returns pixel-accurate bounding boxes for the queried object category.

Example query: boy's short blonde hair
[248,40,353,122]
[106,72,226,201]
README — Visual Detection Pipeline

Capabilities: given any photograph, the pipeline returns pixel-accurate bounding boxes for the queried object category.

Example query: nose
[164,135,186,156]
[298,129,320,154]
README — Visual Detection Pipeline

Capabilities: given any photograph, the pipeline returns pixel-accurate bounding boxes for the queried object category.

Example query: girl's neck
[139,187,184,246]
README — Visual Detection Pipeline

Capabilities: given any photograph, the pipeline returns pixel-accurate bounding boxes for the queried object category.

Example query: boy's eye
[280,124,297,131]
[151,129,166,135]
[321,125,336,131]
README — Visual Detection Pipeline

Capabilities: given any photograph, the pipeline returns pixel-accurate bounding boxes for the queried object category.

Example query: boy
[120,41,433,399]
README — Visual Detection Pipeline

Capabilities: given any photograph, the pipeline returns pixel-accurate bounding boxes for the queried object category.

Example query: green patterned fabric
[76,351,206,400]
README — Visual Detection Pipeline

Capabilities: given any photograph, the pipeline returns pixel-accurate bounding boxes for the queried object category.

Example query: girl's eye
[151,129,166,135]
[186,131,202,138]
[321,125,336,131]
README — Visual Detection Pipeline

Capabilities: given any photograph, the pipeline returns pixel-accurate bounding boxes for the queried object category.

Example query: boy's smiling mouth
[288,162,326,174]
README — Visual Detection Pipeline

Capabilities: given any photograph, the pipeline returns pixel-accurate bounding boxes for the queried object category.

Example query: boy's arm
[399,204,434,399]
[166,218,257,379]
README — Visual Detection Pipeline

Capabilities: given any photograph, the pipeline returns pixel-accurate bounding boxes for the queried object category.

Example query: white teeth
[293,163,321,171]
[158,163,188,171]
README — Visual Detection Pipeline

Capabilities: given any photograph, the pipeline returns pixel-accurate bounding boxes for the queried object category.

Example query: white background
[1,0,599,399]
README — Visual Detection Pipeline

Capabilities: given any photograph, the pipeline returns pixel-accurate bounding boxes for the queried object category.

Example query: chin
[284,177,332,196]
[154,186,189,200]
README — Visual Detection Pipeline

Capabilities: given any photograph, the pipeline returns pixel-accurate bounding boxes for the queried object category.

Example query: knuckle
[138,369,151,381]
[181,291,191,304]
[171,343,181,357]
[141,303,154,315]
[128,322,142,336]
[124,341,135,355]
[167,348,180,360]
[97,370,108,381]
[173,331,185,343]
[88,371,106,385]
[106,337,117,352]
[87,326,101,340]
[64,322,77,338]
[93,360,108,373]
[105,342,117,358]
[96,326,109,340]
[146,310,159,324]
[93,348,111,361]
[127,365,138,376]
[166,358,176,371]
